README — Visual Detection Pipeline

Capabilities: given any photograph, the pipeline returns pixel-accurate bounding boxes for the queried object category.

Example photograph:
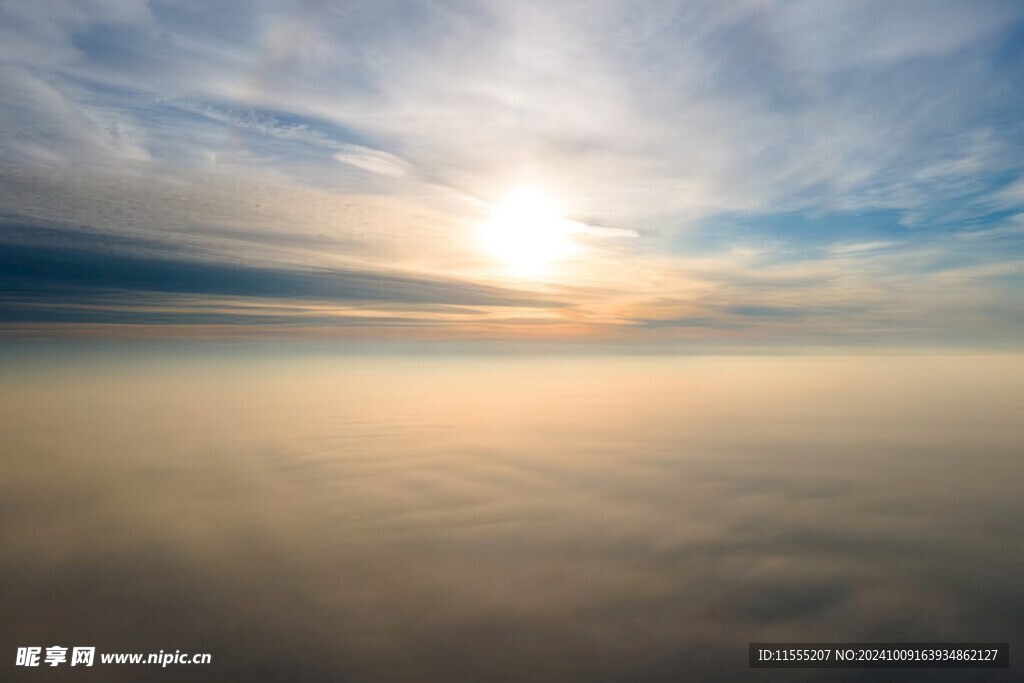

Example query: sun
[479,186,577,278]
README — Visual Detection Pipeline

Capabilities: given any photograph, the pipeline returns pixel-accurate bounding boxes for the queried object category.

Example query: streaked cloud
[334,145,412,178]
[0,0,1022,345]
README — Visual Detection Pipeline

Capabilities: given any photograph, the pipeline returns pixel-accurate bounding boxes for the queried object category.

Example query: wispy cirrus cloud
[0,0,1022,344]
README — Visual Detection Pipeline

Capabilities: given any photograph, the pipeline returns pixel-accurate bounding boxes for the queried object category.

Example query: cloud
[0,0,1022,344]
[0,66,150,165]
[0,220,567,331]
[333,145,412,177]
[3,354,1023,679]
[7,0,1020,218]
[827,241,899,256]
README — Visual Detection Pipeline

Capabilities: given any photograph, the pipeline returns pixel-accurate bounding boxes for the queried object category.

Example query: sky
[1,0,1023,347]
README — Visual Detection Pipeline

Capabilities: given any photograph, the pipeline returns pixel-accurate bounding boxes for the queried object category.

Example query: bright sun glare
[479,186,577,278]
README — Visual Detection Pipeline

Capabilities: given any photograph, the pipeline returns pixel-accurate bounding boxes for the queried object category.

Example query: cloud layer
[0,0,1022,345]
[3,354,1022,680]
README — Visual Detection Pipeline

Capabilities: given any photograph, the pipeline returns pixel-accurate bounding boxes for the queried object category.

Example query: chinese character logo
[17,645,96,667]
[44,646,68,667]
[71,646,96,667]
[16,647,41,667]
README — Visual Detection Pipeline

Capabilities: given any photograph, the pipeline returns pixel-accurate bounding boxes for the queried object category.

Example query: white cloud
[0,66,150,165]
[827,241,899,256]
[0,0,1021,343]
[333,145,412,177]
[3,0,1021,224]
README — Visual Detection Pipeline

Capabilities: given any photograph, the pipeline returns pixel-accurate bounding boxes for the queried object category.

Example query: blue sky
[1,0,1022,346]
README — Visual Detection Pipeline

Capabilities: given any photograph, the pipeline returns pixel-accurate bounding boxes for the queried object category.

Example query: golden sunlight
[479,186,577,278]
